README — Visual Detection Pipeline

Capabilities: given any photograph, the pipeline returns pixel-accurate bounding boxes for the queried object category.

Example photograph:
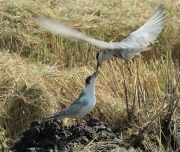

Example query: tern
[34,5,166,70]
[47,71,98,124]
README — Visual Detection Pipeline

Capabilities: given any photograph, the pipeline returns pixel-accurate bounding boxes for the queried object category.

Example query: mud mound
[11,117,121,152]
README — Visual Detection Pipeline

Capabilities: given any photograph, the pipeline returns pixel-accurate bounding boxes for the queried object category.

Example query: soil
[10,117,122,152]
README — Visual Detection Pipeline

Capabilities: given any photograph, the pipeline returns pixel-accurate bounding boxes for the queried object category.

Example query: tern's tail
[46,115,58,119]
[46,111,65,119]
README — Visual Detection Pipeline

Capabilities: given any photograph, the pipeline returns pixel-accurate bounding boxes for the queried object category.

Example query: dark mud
[11,117,122,152]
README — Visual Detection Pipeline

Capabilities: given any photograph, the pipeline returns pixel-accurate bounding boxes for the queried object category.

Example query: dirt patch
[11,117,122,152]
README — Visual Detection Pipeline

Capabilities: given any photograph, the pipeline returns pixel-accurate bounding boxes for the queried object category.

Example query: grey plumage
[47,98,89,119]
[47,72,98,120]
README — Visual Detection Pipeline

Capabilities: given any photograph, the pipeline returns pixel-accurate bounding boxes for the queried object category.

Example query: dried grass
[0,0,180,151]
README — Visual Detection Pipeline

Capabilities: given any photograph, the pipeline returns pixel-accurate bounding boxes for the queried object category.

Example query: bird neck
[85,80,96,96]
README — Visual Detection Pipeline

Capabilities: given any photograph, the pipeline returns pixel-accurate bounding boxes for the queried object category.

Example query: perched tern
[34,5,166,70]
[47,71,98,123]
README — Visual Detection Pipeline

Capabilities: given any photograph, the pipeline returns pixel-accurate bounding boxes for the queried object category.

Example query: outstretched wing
[34,16,116,49]
[107,5,166,60]
[118,5,166,48]
[34,5,166,60]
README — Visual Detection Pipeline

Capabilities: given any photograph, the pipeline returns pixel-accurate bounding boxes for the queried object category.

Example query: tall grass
[0,0,180,151]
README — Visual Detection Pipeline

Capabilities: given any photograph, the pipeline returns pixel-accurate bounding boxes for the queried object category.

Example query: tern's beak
[96,61,101,71]
[92,71,99,78]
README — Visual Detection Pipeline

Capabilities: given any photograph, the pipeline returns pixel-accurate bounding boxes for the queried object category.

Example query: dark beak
[93,71,99,78]
[96,61,101,71]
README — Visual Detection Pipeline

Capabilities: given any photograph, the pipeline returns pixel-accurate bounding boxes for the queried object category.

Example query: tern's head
[96,49,113,71]
[85,71,99,86]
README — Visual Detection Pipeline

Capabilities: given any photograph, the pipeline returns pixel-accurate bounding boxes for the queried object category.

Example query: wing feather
[34,16,116,49]
[119,5,166,48]
[34,5,166,60]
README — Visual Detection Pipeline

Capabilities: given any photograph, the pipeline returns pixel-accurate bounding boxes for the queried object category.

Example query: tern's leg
[76,119,85,129]
[124,60,132,76]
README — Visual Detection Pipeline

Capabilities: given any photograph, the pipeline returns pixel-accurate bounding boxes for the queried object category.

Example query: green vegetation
[0,0,180,151]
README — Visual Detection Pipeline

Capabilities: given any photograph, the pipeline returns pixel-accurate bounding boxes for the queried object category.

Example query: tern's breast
[78,98,96,118]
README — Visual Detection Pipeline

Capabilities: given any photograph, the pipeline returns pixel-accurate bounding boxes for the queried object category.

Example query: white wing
[118,5,166,48]
[105,5,166,60]
[34,5,166,56]
[34,16,117,49]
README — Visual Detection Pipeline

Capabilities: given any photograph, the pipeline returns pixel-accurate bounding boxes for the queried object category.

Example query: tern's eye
[85,76,91,85]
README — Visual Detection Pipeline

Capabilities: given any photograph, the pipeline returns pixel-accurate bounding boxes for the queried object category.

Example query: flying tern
[34,5,166,70]
[47,71,98,124]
